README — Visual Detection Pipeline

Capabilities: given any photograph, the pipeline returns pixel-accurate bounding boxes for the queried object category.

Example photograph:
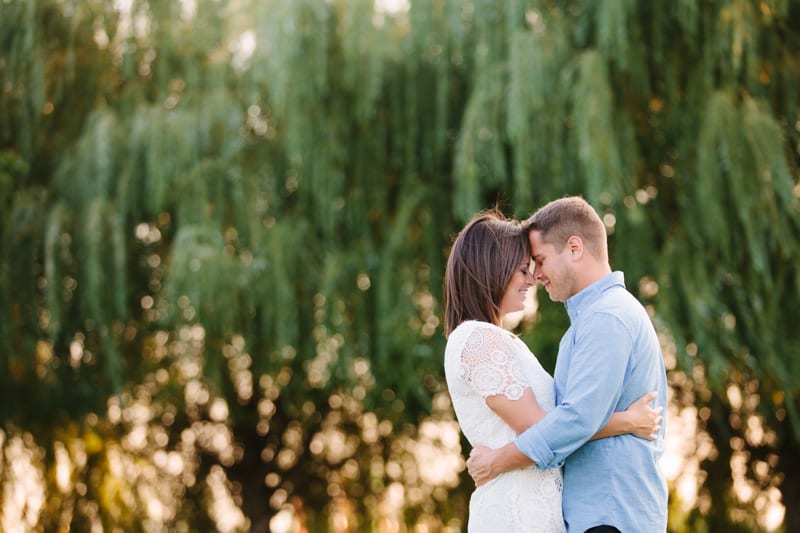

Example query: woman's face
[499,258,534,316]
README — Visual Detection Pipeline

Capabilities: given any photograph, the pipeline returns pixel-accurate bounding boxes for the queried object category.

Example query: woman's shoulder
[450,320,514,341]
[448,320,524,352]
[451,320,509,336]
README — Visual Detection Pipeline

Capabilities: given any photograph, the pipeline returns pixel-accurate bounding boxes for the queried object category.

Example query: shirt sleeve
[514,311,632,468]
[458,325,527,401]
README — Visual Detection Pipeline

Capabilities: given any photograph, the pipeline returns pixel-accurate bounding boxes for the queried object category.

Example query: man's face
[529,230,577,302]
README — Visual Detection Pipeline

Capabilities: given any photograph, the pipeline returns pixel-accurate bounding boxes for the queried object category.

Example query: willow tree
[1,0,799,531]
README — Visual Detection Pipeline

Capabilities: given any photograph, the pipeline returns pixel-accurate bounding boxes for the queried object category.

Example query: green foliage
[1,0,800,531]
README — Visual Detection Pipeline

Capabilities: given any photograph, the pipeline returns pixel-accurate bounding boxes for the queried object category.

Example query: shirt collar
[565,271,625,321]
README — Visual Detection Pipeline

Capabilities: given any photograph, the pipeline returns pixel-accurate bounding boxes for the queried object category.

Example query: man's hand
[466,446,498,487]
[466,443,534,486]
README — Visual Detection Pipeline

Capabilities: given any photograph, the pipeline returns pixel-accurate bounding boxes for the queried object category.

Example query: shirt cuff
[514,426,557,469]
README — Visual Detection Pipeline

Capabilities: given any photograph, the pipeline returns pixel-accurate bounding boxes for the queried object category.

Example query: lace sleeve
[459,325,527,400]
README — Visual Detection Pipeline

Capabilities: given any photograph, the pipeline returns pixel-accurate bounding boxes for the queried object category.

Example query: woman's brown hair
[444,210,530,337]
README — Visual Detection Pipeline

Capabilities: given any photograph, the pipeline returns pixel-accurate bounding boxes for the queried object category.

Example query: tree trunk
[228,421,275,533]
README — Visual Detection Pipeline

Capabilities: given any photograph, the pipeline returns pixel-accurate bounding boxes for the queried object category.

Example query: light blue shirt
[515,271,668,532]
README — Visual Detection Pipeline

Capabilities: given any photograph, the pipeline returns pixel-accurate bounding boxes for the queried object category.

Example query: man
[466,196,668,532]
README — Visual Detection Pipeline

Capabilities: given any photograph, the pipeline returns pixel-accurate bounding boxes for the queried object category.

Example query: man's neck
[575,262,612,294]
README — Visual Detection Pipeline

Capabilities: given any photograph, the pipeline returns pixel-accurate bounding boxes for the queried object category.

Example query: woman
[443,211,659,532]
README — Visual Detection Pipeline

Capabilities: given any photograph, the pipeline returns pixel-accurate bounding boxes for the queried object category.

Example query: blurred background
[1,0,799,531]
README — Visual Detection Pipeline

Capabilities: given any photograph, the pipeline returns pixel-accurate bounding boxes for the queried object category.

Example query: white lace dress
[444,321,566,533]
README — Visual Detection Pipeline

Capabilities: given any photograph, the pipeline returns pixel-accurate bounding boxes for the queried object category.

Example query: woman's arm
[485,388,548,435]
[466,389,547,478]
[486,389,661,440]
[591,391,662,441]
[469,389,661,486]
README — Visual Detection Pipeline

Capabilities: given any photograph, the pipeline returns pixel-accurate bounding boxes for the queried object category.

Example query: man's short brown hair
[522,196,608,261]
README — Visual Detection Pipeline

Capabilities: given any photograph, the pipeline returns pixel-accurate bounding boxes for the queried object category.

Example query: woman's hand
[626,391,663,440]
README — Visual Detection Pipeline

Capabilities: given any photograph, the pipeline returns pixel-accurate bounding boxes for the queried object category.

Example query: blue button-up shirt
[515,272,668,532]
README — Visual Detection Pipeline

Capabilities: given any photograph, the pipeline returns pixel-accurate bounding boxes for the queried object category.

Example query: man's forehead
[529,236,557,259]
[528,230,548,248]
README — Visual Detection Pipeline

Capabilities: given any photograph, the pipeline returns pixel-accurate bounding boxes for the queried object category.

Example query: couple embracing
[443,196,668,532]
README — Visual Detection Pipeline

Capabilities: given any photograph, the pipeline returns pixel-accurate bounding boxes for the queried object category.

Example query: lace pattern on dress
[459,325,527,400]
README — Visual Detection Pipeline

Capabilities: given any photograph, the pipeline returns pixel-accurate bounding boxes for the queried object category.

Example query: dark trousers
[585,527,621,533]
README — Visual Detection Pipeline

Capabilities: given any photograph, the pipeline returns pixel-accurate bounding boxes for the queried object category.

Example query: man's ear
[566,236,584,259]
